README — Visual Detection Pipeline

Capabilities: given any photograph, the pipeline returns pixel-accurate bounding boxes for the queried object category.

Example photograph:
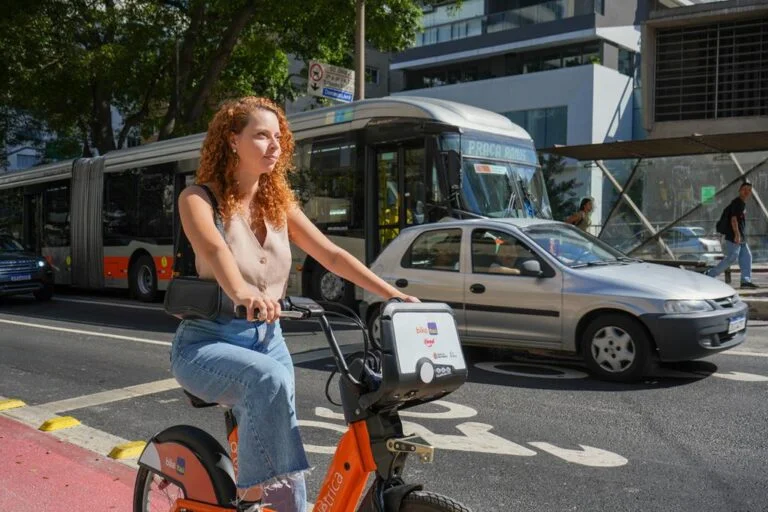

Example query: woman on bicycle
[172,96,417,512]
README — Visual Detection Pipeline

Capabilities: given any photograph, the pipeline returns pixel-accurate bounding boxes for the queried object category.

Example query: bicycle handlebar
[234,297,314,320]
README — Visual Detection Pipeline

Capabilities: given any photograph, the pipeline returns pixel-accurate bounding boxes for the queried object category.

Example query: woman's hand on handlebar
[397,294,420,303]
[234,292,282,323]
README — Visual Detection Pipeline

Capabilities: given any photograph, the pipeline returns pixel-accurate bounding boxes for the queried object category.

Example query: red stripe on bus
[102,256,174,281]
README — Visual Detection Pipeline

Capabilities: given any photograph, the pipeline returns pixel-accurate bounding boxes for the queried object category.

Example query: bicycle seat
[183,390,219,408]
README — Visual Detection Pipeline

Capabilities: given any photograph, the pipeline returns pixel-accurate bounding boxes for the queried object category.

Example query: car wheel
[33,284,54,301]
[129,254,157,302]
[311,265,355,308]
[581,314,651,382]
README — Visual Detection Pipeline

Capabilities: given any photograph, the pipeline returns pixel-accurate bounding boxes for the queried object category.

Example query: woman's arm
[564,211,582,225]
[287,206,416,301]
[178,187,279,321]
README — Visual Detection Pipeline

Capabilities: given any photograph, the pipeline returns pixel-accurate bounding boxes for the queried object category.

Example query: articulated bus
[0,96,550,306]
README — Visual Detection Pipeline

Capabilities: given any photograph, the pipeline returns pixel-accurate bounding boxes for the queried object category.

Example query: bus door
[372,143,426,255]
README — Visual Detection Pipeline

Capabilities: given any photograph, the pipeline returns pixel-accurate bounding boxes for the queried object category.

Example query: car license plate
[728,315,746,334]
[10,274,31,282]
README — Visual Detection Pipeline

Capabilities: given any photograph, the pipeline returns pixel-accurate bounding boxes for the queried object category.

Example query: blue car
[0,235,55,301]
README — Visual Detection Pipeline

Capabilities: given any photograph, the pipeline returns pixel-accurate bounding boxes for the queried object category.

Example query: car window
[471,228,537,275]
[0,236,24,252]
[401,228,462,272]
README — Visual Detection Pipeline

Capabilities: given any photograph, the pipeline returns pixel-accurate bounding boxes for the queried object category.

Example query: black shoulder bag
[163,185,235,321]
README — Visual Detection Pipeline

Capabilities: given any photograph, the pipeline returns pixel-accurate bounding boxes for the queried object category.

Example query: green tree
[539,153,580,221]
[0,0,438,157]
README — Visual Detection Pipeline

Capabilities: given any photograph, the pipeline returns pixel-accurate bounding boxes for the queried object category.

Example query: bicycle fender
[384,483,424,510]
[138,424,237,506]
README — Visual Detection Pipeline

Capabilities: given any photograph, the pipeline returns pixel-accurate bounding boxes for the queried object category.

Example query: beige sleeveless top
[195,195,292,301]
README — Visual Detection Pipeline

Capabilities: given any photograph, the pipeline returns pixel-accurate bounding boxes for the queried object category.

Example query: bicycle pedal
[386,435,434,463]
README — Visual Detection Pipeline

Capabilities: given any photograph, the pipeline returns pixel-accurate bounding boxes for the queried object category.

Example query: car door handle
[469,283,485,294]
[395,278,408,288]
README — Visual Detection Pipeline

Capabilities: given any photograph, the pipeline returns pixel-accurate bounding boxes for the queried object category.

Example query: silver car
[361,218,748,382]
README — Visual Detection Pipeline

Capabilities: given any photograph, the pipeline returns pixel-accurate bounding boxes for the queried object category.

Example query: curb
[743,298,768,321]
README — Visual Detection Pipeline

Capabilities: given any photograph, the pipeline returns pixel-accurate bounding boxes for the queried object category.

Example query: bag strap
[172,184,224,277]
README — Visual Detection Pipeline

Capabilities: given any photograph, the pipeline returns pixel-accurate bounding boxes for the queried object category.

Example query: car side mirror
[521,259,543,277]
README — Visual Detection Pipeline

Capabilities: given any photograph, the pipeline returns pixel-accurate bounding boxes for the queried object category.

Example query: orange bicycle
[133,296,471,511]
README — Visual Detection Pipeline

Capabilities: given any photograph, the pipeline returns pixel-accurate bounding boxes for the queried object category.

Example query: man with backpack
[707,181,758,289]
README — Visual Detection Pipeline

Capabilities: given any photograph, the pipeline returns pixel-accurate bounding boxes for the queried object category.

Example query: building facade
[642,0,768,138]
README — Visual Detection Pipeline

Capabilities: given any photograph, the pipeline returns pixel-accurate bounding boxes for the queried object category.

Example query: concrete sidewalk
[707,265,768,320]
[0,415,136,511]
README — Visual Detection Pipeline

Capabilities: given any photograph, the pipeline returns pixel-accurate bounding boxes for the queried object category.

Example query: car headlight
[664,300,714,314]
[37,259,47,268]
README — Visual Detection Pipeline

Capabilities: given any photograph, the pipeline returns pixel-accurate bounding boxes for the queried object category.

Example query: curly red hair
[196,96,295,228]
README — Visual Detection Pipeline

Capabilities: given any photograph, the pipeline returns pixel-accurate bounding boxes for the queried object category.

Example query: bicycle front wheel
[133,466,187,512]
[400,491,472,512]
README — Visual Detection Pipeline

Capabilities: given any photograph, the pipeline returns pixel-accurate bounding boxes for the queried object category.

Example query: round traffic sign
[309,63,324,83]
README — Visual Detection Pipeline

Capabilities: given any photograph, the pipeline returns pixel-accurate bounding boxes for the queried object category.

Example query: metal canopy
[541,131,768,160]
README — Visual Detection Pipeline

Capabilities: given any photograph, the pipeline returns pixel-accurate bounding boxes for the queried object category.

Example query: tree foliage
[0,0,437,158]
[539,154,580,221]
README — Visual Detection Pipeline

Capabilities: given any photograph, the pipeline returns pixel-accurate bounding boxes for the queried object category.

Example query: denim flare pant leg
[170,318,308,512]
[707,241,752,283]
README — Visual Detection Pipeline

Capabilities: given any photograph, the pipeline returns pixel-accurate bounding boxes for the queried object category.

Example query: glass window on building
[503,106,567,148]
[618,48,636,77]
[16,153,39,169]
[365,66,380,85]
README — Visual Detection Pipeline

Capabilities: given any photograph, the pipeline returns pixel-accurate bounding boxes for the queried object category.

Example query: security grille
[654,18,768,122]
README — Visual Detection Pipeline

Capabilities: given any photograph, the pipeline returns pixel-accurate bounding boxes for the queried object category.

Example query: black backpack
[716,204,730,235]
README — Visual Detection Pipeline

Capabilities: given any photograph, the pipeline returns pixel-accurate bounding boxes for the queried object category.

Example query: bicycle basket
[375,302,467,409]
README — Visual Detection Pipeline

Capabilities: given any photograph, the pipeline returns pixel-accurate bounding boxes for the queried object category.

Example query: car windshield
[0,236,25,252]
[523,223,629,268]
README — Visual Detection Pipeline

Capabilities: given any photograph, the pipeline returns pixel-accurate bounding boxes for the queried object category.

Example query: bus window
[42,182,70,248]
[0,188,23,241]
[293,135,362,238]
[377,150,400,248]
[404,147,426,226]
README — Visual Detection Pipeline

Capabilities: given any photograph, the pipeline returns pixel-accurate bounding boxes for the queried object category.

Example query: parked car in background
[0,235,55,301]
[661,226,722,264]
[362,219,746,382]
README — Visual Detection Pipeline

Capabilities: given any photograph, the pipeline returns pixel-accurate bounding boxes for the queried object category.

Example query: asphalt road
[1,291,767,511]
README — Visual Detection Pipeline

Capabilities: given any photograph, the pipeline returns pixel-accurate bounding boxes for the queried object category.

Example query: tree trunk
[90,83,116,155]
[158,0,206,140]
[180,2,259,127]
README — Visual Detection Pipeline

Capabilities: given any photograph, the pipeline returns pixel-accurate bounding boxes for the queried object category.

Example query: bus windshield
[442,130,551,219]
[461,159,550,218]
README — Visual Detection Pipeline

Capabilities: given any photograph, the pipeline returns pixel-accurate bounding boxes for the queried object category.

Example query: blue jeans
[707,240,752,283]
[170,318,308,512]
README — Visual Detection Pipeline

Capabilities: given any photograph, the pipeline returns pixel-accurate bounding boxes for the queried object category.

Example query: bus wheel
[311,266,355,308]
[130,254,157,302]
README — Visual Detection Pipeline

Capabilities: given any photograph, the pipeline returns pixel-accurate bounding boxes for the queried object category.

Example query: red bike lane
[0,415,136,511]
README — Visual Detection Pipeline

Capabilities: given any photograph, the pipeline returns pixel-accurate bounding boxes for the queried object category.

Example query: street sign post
[307,61,355,103]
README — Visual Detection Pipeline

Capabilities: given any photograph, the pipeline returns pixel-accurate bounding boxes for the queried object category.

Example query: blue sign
[323,87,353,102]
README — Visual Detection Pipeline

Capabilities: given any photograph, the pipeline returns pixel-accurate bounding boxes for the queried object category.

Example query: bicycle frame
[137,298,463,512]
[143,414,377,512]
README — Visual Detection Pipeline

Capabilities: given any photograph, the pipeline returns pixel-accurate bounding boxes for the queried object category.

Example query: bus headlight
[37,259,47,268]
